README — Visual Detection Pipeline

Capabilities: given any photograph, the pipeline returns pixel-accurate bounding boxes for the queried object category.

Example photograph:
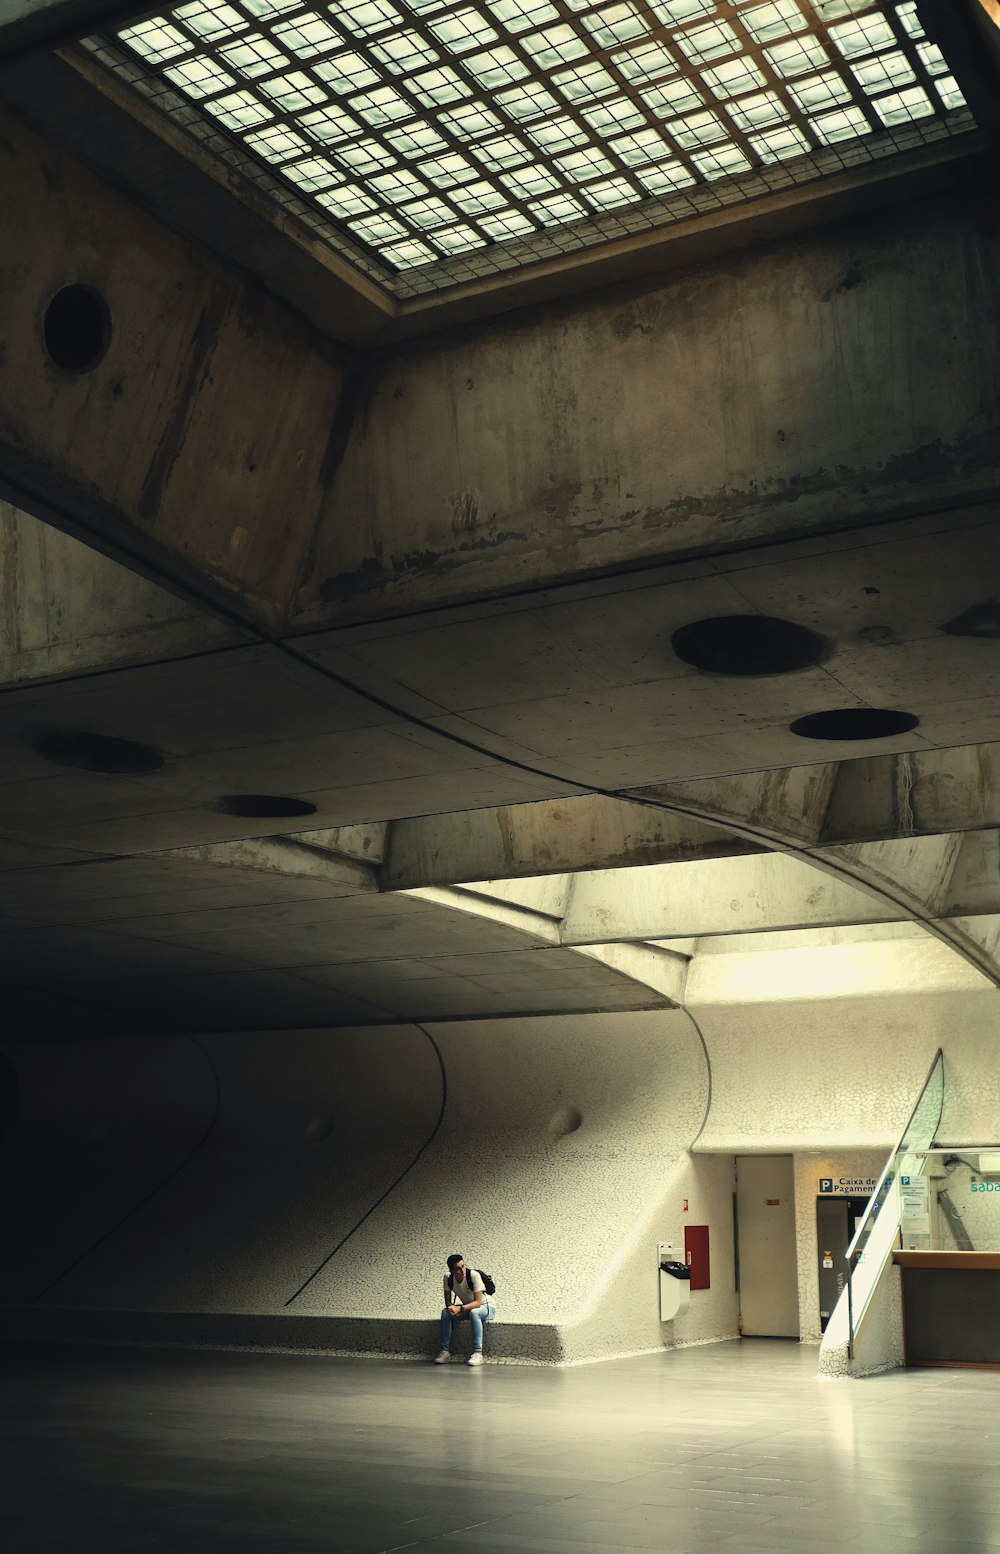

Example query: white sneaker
[433,1350,450,1364]
[467,1352,483,1367]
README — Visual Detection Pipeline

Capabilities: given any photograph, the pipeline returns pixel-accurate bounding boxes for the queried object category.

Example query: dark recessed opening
[789,708,919,741]
[43,285,112,373]
[672,615,827,676]
[25,728,164,773]
[0,1053,20,1147]
[212,794,318,818]
[940,602,1000,638]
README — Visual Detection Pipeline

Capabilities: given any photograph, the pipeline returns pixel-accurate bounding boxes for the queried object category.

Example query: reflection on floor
[3,1337,998,1552]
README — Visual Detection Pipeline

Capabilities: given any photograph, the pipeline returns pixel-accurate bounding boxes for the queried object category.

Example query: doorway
[735,1155,799,1337]
[816,1195,870,1332]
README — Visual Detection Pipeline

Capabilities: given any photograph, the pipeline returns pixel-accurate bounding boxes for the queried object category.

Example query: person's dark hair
[446,1253,464,1269]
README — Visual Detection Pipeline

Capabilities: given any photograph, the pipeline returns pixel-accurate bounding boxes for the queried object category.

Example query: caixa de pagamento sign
[819,1177,878,1194]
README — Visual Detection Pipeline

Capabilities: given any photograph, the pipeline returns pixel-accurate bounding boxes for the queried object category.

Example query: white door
[736,1154,799,1337]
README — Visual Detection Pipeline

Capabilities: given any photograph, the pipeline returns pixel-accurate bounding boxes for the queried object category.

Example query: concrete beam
[298,178,1000,624]
[0,110,346,632]
[381,796,764,891]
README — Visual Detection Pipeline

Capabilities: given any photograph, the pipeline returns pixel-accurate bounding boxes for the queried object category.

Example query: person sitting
[434,1253,494,1366]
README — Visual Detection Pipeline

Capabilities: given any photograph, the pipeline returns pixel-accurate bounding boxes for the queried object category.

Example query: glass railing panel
[845,1048,943,1355]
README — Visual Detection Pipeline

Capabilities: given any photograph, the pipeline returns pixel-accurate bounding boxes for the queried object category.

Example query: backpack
[450,1266,496,1297]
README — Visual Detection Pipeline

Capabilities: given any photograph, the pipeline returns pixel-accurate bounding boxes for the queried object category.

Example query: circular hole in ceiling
[548,1105,583,1138]
[789,708,919,741]
[44,284,112,373]
[212,794,318,818]
[26,728,164,773]
[671,615,827,676]
[940,602,1000,638]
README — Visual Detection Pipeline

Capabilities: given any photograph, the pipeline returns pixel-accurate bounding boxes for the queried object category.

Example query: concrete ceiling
[1,1,1000,1037]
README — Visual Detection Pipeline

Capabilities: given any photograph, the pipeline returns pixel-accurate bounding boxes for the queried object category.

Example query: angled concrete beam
[381,795,763,890]
[0,110,345,632]
[161,836,380,895]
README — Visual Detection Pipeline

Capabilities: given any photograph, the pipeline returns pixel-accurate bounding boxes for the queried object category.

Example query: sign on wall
[819,1177,878,1194]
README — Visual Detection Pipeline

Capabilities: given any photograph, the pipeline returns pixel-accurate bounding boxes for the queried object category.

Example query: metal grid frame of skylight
[81,0,974,297]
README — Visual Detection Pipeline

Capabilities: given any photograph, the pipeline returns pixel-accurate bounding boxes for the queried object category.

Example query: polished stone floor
[2,1338,999,1553]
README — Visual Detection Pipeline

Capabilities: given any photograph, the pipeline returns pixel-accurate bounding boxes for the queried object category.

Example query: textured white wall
[693,991,995,1153]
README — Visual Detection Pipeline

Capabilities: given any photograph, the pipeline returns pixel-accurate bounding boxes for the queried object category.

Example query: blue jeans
[440,1303,495,1353]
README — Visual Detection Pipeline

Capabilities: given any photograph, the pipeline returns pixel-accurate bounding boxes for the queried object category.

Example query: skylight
[80,0,973,297]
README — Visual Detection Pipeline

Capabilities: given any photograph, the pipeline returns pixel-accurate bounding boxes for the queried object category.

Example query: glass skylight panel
[272,15,344,56]
[164,55,236,96]
[494,79,558,119]
[95,0,975,294]
[556,145,615,180]
[583,95,645,134]
[873,84,932,125]
[788,70,851,113]
[313,51,379,91]
[737,0,808,43]
[352,84,416,123]
[611,126,672,164]
[246,123,309,159]
[119,18,188,63]
[400,193,454,224]
[478,207,536,237]
[487,0,558,30]
[702,56,766,98]
[637,159,696,193]
[465,46,530,88]
[675,19,741,64]
[370,29,440,70]
[501,161,560,196]
[410,64,472,104]
[522,24,589,70]
[432,223,484,251]
[765,35,829,76]
[430,6,498,50]
[611,40,676,87]
[176,1,248,43]
[206,89,272,128]
[726,90,789,130]
[553,60,618,101]
[282,154,341,188]
[528,190,587,224]
[329,0,403,37]
[316,181,377,215]
[641,77,703,117]
[439,99,504,137]
[850,51,914,93]
[385,119,447,154]
[749,121,810,160]
[527,113,588,153]
[583,175,640,208]
[477,131,533,168]
[301,103,361,141]
[810,102,871,142]
[582,3,649,49]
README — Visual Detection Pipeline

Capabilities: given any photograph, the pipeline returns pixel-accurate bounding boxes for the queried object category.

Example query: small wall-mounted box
[657,1242,691,1322]
[977,1152,1000,1175]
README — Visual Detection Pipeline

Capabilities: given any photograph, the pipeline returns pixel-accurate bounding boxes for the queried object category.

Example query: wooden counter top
[893,1251,1000,1269]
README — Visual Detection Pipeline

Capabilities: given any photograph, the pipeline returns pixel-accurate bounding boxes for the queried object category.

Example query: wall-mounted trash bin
[658,1245,691,1322]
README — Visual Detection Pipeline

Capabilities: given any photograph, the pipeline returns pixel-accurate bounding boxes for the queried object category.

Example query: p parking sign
[819,1178,834,1193]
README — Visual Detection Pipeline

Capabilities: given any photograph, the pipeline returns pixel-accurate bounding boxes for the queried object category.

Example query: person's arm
[464,1271,484,1311]
[445,1278,461,1315]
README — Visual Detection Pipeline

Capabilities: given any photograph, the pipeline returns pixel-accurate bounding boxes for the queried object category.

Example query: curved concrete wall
[4,987,997,1362]
[0,1010,718,1361]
